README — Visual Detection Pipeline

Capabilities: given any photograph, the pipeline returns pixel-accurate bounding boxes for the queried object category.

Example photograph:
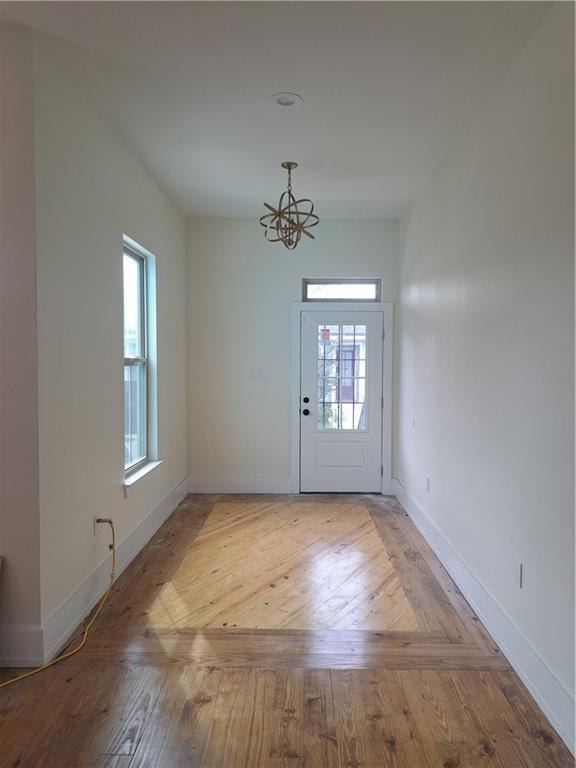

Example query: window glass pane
[355,324,367,357]
[355,378,366,404]
[317,403,324,430]
[340,375,355,403]
[354,403,367,430]
[321,403,339,430]
[323,359,338,378]
[341,403,354,430]
[124,362,147,467]
[322,378,339,403]
[316,323,367,431]
[123,253,143,357]
[305,280,380,301]
[319,326,340,358]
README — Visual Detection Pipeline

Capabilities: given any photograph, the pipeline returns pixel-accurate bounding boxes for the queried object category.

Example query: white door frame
[289,301,394,494]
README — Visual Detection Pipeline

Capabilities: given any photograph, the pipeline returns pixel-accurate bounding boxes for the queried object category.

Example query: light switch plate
[249,367,272,381]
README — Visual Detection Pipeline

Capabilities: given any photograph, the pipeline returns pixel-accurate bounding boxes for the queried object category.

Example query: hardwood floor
[0,494,572,767]
[145,501,419,632]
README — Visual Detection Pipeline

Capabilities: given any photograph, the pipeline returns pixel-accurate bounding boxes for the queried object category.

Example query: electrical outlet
[515,560,524,589]
[93,517,110,535]
[426,477,431,494]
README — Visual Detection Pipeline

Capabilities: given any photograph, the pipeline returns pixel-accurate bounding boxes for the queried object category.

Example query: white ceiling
[2,2,550,218]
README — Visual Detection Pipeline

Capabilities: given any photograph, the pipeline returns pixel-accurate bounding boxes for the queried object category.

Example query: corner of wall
[0,24,43,662]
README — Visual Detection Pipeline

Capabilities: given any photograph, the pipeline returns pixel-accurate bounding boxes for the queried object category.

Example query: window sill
[123,460,163,495]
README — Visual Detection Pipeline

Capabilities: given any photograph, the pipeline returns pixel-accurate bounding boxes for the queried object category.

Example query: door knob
[302,409,310,416]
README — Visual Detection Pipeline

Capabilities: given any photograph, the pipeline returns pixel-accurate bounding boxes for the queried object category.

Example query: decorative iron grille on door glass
[123,246,148,473]
[317,323,367,430]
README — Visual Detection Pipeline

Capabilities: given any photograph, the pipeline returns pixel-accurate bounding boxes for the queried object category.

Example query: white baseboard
[187,476,394,495]
[392,478,575,754]
[188,475,297,494]
[0,624,44,667]
[40,476,189,664]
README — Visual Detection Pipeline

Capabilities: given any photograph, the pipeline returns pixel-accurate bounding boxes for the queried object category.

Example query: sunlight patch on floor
[146,501,421,632]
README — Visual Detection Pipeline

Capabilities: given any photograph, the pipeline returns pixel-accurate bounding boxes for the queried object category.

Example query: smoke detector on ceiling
[271,92,303,107]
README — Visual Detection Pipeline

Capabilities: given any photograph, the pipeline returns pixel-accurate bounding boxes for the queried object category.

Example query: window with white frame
[123,242,150,474]
[302,278,381,302]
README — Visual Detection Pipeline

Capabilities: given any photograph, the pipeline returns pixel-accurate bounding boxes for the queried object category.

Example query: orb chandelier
[260,162,319,250]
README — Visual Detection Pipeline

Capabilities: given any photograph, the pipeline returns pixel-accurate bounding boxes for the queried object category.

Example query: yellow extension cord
[0,518,116,690]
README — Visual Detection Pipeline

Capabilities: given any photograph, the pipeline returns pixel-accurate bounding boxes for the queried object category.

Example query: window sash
[124,360,148,472]
[123,245,149,474]
[123,247,147,359]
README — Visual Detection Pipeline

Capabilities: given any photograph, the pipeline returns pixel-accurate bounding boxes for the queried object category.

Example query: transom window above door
[302,278,381,302]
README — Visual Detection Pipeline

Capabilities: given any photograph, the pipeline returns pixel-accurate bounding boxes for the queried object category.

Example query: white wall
[33,37,188,629]
[0,26,42,663]
[186,218,399,487]
[396,3,574,747]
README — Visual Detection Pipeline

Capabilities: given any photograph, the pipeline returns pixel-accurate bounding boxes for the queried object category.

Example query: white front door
[300,310,383,492]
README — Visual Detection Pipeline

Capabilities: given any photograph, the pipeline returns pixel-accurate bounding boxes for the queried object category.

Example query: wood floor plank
[302,670,339,768]
[88,664,166,757]
[216,667,276,768]
[65,627,510,670]
[448,670,551,767]
[197,667,245,768]
[129,664,222,768]
[359,669,431,767]
[92,757,132,768]
[267,669,305,766]
[491,671,575,768]
[331,669,374,768]
[399,670,473,767]
[376,670,436,767]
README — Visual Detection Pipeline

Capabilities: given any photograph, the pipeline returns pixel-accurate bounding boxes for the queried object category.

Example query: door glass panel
[316,323,368,431]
